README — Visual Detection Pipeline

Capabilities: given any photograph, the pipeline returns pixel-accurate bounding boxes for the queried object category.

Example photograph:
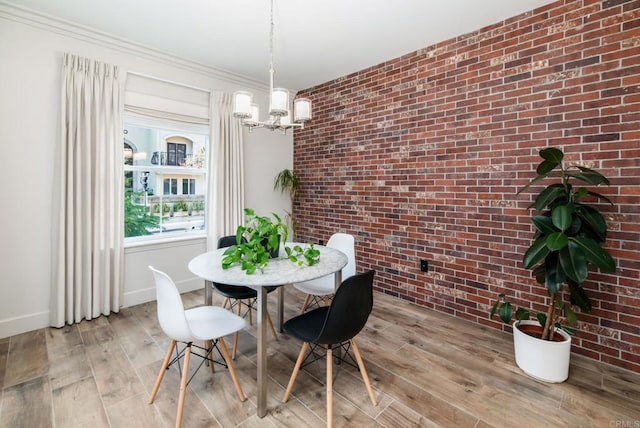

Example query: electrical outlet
[420,259,428,272]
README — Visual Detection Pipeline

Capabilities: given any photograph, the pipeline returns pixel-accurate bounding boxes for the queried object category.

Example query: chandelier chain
[269,0,274,76]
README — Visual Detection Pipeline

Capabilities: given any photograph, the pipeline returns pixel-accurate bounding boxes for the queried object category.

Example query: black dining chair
[282,270,378,428]
[213,235,278,358]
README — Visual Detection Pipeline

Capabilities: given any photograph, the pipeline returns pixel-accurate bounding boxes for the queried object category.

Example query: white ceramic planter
[513,320,571,383]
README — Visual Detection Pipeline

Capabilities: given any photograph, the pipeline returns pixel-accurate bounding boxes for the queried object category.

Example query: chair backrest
[149,266,192,342]
[218,234,244,249]
[315,270,375,345]
[326,232,356,279]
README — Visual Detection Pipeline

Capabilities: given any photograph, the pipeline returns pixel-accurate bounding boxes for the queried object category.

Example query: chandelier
[232,0,312,132]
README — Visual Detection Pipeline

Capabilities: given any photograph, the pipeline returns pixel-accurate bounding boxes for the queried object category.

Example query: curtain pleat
[208,92,244,250]
[51,53,124,327]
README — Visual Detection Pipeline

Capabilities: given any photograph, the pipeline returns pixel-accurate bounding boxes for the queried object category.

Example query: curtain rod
[126,71,211,94]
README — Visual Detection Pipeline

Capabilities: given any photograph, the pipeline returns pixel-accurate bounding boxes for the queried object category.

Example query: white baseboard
[122,277,204,308]
[0,310,50,339]
[0,278,204,339]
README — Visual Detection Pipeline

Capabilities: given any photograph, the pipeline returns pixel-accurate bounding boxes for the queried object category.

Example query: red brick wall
[293,0,640,373]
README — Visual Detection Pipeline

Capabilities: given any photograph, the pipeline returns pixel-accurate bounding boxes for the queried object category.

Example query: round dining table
[188,243,348,418]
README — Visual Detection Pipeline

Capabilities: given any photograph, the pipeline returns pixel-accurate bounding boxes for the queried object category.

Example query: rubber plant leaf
[544,255,564,293]
[551,204,573,231]
[567,279,592,312]
[532,215,557,235]
[546,232,568,250]
[572,236,616,272]
[559,241,588,284]
[575,204,607,240]
[539,147,564,163]
[568,166,610,186]
[523,236,550,269]
[534,184,567,211]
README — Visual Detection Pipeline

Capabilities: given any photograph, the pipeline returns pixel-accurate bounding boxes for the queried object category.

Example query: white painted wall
[0,4,292,338]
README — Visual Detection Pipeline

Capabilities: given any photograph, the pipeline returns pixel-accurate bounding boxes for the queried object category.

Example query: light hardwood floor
[1,287,639,427]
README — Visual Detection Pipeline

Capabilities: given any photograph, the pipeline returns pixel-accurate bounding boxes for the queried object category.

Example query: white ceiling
[6,0,557,91]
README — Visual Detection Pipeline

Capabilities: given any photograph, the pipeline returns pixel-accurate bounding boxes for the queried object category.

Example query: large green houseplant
[491,147,616,381]
[221,208,319,274]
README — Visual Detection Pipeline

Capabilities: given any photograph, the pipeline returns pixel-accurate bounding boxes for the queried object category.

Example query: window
[183,178,196,195]
[123,119,208,241]
[167,142,187,166]
[163,178,178,195]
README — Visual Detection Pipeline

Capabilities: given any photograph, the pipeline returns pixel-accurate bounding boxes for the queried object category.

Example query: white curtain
[51,53,124,327]
[208,92,244,250]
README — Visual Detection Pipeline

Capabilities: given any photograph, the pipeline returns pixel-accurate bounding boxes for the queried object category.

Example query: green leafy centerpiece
[221,208,320,274]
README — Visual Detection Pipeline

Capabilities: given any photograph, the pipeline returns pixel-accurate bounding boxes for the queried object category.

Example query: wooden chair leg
[149,340,176,404]
[221,297,229,308]
[232,331,239,360]
[175,344,191,428]
[351,339,377,406]
[232,301,242,359]
[217,337,246,402]
[247,299,253,325]
[301,294,311,314]
[327,346,333,428]
[266,311,279,342]
[283,342,309,402]
[207,340,215,373]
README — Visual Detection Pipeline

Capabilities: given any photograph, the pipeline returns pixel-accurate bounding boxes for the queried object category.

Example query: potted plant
[222,208,320,274]
[491,147,616,382]
[273,168,300,236]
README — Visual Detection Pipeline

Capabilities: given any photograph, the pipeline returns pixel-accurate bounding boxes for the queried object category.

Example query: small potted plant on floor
[273,168,300,238]
[491,147,616,382]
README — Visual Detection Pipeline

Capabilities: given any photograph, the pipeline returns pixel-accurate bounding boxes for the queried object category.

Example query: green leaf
[571,166,610,186]
[551,204,573,231]
[537,159,559,176]
[515,307,530,321]
[523,237,550,269]
[536,312,547,328]
[546,232,568,250]
[498,302,513,324]
[559,241,588,283]
[490,294,504,318]
[586,190,613,205]
[532,216,557,235]
[575,205,606,240]
[534,184,567,211]
[539,147,564,163]
[572,236,616,272]
[567,279,592,312]
[544,255,564,293]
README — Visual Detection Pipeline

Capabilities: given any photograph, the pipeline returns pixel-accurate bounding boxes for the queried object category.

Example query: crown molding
[0,1,268,91]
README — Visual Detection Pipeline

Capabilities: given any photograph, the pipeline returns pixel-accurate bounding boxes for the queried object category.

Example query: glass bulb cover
[294,98,312,122]
[233,91,253,118]
[269,88,289,116]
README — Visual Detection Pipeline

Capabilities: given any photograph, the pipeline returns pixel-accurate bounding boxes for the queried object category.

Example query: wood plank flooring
[1,287,639,427]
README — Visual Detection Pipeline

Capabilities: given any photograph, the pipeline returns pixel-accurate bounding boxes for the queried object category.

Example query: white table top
[188,243,348,287]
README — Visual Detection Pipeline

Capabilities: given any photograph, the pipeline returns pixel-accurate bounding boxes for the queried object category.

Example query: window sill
[124,233,207,251]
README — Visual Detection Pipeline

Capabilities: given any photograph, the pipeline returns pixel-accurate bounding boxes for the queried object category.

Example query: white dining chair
[293,233,356,313]
[147,266,246,428]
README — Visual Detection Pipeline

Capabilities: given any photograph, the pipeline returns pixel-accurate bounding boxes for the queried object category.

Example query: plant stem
[542,293,556,340]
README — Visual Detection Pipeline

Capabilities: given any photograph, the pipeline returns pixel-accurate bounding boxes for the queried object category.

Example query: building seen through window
[123,121,208,241]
